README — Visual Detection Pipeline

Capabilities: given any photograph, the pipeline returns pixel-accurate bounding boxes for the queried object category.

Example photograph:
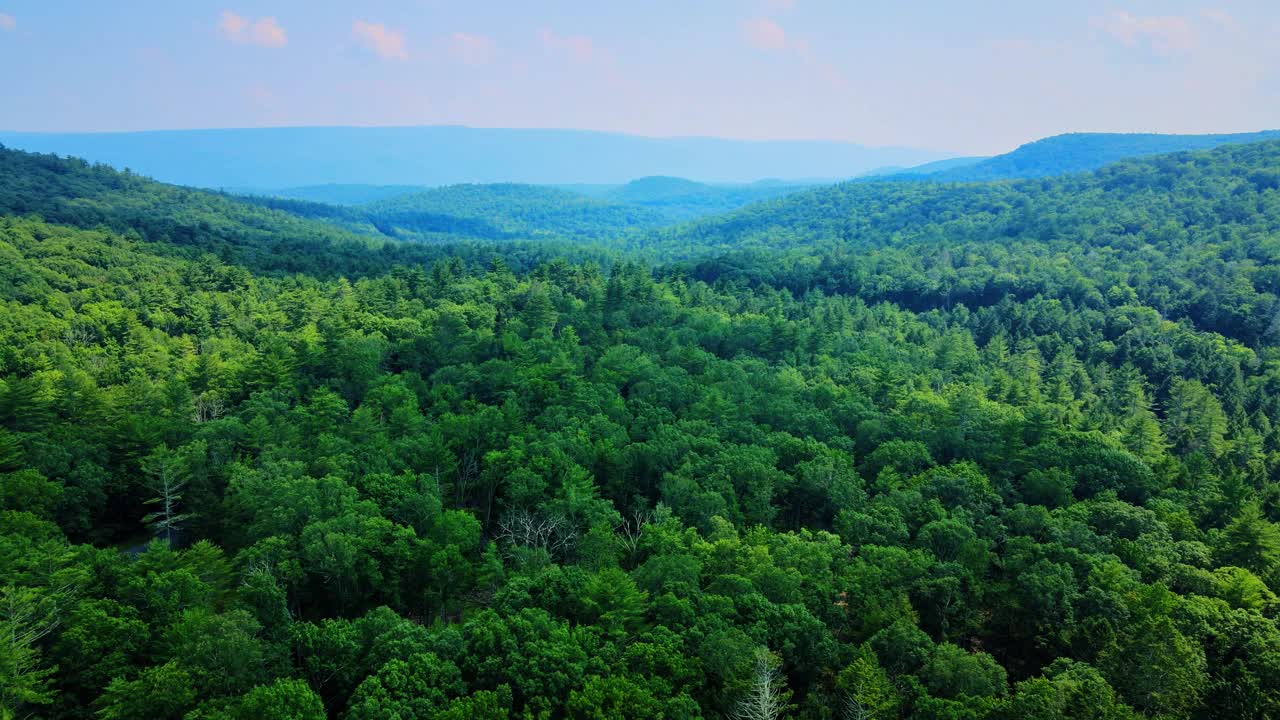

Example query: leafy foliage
[4,140,1280,719]
[594,176,813,223]
[361,183,666,241]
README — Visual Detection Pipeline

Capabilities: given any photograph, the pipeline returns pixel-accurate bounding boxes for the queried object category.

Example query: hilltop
[889,130,1280,182]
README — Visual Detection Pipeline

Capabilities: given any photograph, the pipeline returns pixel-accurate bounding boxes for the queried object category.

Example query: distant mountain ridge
[859,157,987,178]
[593,176,814,222]
[246,175,818,229]
[360,183,665,240]
[0,125,949,188]
[887,130,1280,182]
[644,137,1280,264]
[242,184,429,206]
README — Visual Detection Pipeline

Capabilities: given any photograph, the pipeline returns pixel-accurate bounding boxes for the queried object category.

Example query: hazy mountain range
[881,130,1280,182]
[6,126,1278,201]
[0,126,948,188]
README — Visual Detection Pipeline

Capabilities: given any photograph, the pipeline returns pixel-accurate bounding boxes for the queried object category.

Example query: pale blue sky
[1,1,1277,154]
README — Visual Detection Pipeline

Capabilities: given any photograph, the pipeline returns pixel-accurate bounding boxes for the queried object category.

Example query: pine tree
[0,585,60,716]
[1164,379,1228,457]
[522,283,557,337]
[1118,380,1168,464]
[1219,504,1280,579]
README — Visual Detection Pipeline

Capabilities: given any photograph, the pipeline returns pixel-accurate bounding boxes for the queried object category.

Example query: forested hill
[0,145,426,276]
[0,146,611,276]
[891,129,1280,182]
[240,184,430,207]
[579,176,812,223]
[6,137,1280,719]
[651,140,1280,344]
[360,183,666,240]
[246,177,815,231]
[237,183,668,243]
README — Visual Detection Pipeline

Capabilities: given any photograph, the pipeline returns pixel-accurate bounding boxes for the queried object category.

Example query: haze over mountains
[9,125,1280,259]
[885,130,1280,183]
[11,0,1280,712]
[0,126,947,188]
[6,126,1279,213]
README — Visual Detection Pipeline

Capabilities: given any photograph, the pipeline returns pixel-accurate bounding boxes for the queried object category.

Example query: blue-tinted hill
[894,130,1280,182]
[0,126,949,188]
[860,156,987,178]
[241,184,429,206]
[598,176,814,222]
[359,183,666,240]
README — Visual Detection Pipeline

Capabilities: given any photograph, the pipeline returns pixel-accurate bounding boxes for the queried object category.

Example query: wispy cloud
[0,13,15,32]
[450,32,496,64]
[352,20,407,61]
[250,17,286,48]
[538,29,595,63]
[218,11,287,48]
[1200,8,1238,31]
[1095,10,1196,52]
[218,11,246,37]
[739,16,847,92]
[741,17,789,51]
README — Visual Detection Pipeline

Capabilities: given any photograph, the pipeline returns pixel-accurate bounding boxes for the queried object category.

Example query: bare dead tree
[732,650,788,720]
[62,323,96,347]
[192,392,226,423]
[614,508,654,557]
[142,451,194,547]
[454,449,480,508]
[495,509,578,561]
[842,693,873,720]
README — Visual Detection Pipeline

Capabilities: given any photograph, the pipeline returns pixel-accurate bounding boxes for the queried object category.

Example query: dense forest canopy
[240,185,431,208]
[248,177,815,226]
[359,183,667,241]
[3,139,1280,719]
[0,146,617,278]
[235,177,816,240]
[587,177,816,224]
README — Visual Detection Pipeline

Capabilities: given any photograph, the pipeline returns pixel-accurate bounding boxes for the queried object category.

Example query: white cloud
[218,10,247,37]
[250,17,287,48]
[450,32,496,64]
[738,15,846,91]
[352,20,407,61]
[741,17,788,51]
[538,29,595,64]
[0,12,16,32]
[1095,10,1195,52]
[219,11,287,48]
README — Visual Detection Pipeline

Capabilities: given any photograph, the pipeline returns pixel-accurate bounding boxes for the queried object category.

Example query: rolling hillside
[649,139,1280,345]
[0,147,610,276]
[360,183,666,240]
[241,184,429,206]
[5,136,1280,720]
[593,176,814,222]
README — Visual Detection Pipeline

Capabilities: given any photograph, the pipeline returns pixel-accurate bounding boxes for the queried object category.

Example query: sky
[1,1,1277,155]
